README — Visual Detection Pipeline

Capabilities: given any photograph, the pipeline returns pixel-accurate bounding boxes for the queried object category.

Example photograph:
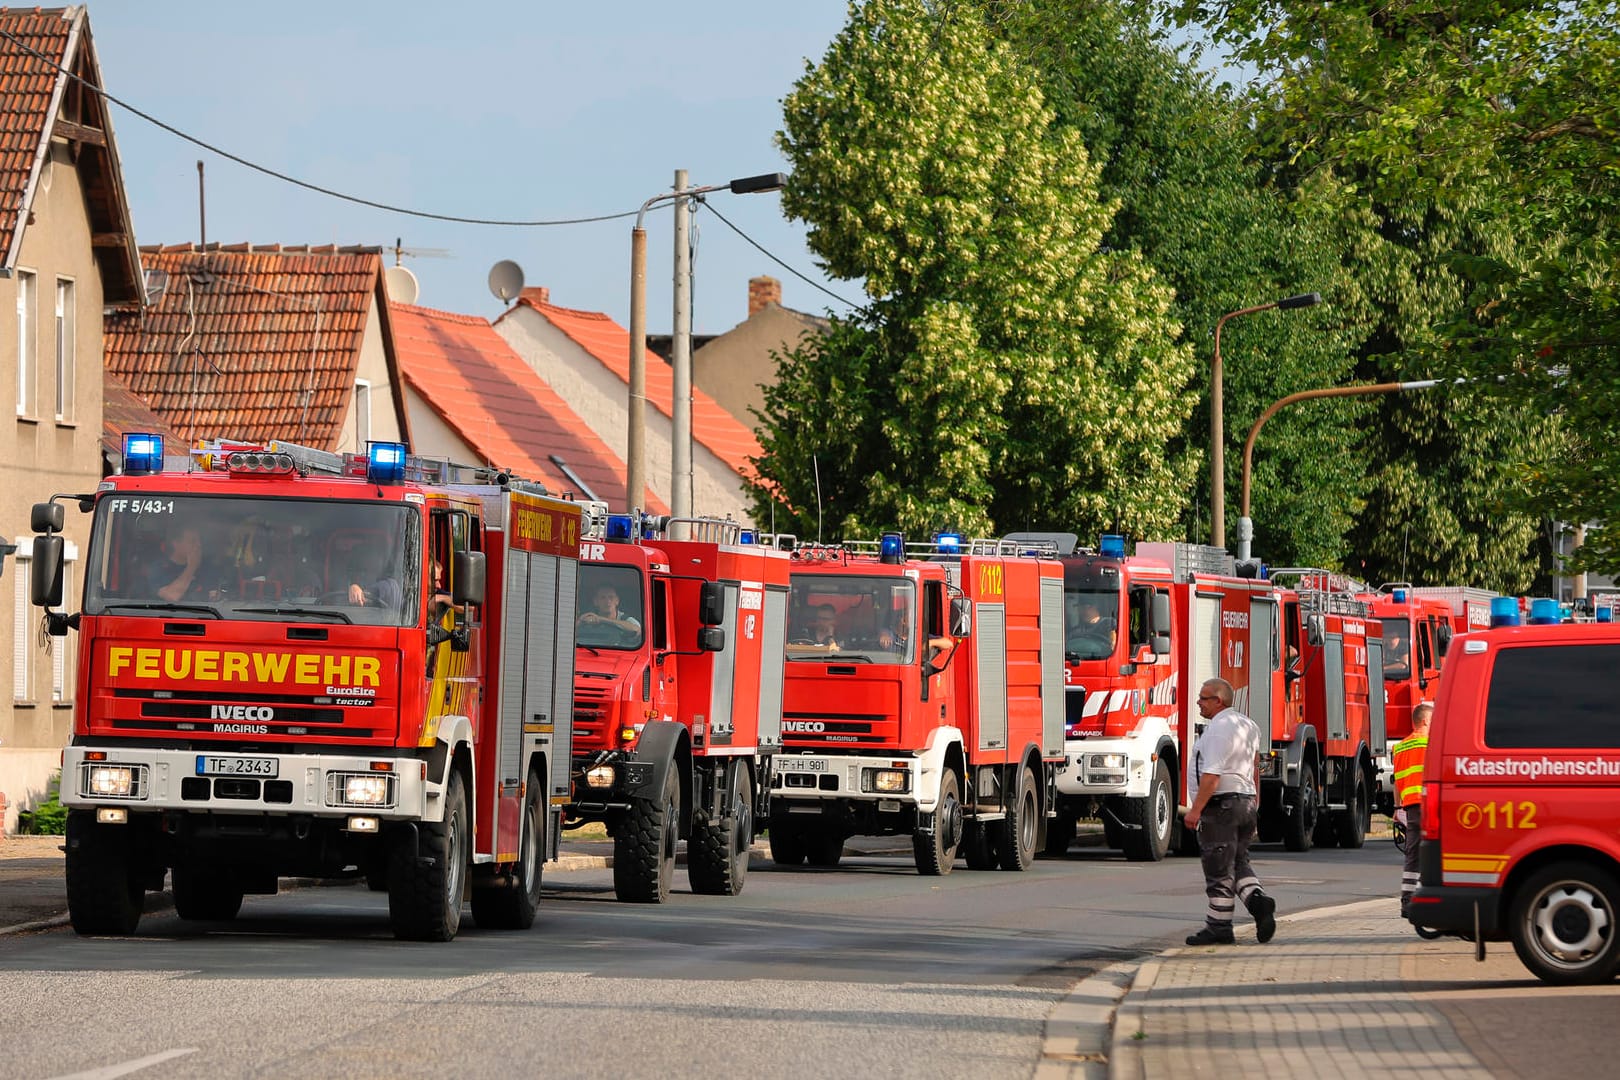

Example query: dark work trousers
[1199,794,1265,931]
[1400,803,1424,911]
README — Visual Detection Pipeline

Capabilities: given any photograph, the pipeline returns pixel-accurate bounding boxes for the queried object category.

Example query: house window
[55,277,75,421]
[354,379,372,447]
[15,269,36,416]
[11,539,76,703]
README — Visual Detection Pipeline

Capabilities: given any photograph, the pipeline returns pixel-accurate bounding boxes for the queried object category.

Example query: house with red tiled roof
[390,300,665,513]
[494,287,762,523]
[691,275,828,427]
[104,244,410,453]
[1,6,144,833]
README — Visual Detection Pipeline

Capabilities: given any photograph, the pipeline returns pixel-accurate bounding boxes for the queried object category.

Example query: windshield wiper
[237,605,354,625]
[99,602,222,620]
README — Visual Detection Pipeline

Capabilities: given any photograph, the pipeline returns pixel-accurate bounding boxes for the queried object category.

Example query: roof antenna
[197,160,205,249]
[813,454,823,543]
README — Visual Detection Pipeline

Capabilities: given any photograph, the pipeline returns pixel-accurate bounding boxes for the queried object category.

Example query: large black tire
[998,767,1039,871]
[1120,760,1174,862]
[912,770,962,876]
[613,765,679,903]
[64,810,144,936]
[689,764,753,896]
[1282,760,1318,853]
[1043,811,1077,857]
[768,820,808,866]
[1334,776,1369,850]
[470,771,546,930]
[805,827,845,868]
[388,769,470,941]
[171,864,245,922]
[1509,861,1620,985]
[962,820,999,870]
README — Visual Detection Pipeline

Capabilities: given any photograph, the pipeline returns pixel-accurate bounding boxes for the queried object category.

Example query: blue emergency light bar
[1598,607,1613,624]
[1489,596,1521,628]
[880,532,905,564]
[1392,587,1408,603]
[366,441,408,485]
[739,529,757,545]
[122,432,164,476]
[1099,534,1126,559]
[1528,598,1561,625]
[606,514,634,541]
[934,532,962,555]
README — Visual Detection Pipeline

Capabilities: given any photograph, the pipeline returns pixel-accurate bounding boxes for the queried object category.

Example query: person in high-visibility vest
[1393,701,1433,918]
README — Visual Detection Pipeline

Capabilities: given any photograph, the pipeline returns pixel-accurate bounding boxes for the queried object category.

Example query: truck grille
[572,680,613,753]
[780,712,894,748]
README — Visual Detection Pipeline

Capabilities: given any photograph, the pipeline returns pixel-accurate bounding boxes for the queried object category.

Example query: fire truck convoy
[1029,535,1385,861]
[767,534,1065,875]
[564,510,789,903]
[30,434,582,941]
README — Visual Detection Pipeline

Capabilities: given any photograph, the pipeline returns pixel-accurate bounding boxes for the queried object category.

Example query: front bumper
[60,745,432,820]
[1054,739,1148,797]
[769,753,932,810]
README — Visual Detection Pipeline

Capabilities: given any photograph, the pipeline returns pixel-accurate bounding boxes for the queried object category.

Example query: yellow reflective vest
[1391,732,1429,808]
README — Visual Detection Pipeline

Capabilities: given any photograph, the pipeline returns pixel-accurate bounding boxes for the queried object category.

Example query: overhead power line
[696,199,866,313]
[0,27,637,228]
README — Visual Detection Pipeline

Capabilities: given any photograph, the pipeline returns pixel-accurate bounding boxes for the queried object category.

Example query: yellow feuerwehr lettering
[295,655,319,684]
[253,652,291,683]
[323,656,351,686]
[162,650,192,680]
[194,650,219,681]
[354,656,381,688]
[222,652,249,682]
[108,647,133,677]
[135,648,159,679]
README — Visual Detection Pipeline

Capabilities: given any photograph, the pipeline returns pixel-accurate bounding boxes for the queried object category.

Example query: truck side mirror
[30,533,64,608]
[1133,644,1156,665]
[1151,592,1170,634]
[1305,613,1324,647]
[698,581,726,626]
[697,626,725,652]
[453,551,486,606]
[1151,632,1170,656]
[31,501,63,534]
[1436,622,1453,657]
[950,596,973,637]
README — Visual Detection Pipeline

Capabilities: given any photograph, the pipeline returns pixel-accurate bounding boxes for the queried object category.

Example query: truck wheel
[1334,777,1368,850]
[171,865,245,922]
[1043,811,1077,857]
[1282,760,1317,853]
[389,769,469,941]
[64,810,144,936]
[470,771,546,930]
[768,820,808,867]
[912,770,962,876]
[998,767,1039,871]
[1120,761,1173,862]
[1510,862,1620,985]
[963,819,999,870]
[805,827,844,868]
[614,765,679,903]
[689,764,753,896]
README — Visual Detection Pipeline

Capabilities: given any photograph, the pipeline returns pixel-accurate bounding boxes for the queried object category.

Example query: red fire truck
[765,533,1065,875]
[29,433,580,941]
[564,511,789,903]
[1362,585,1458,814]
[1257,570,1386,852]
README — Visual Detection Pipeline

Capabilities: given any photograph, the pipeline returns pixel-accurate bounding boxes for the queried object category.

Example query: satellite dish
[488,259,525,304]
[384,264,420,305]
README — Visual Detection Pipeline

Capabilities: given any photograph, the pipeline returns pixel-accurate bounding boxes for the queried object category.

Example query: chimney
[520,286,550,306]
[747,275,781,317]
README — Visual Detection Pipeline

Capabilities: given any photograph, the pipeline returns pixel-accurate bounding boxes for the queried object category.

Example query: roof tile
[0,8,71,262]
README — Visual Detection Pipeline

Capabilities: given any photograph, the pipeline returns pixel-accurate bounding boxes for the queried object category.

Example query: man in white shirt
[1184,678,1277,946]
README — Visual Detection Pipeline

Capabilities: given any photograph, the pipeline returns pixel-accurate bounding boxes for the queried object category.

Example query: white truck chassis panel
[1054,716,1174,799]
[772,726,963,813]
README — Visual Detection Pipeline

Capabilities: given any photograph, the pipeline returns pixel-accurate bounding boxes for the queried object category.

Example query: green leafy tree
[749,0,1196,542]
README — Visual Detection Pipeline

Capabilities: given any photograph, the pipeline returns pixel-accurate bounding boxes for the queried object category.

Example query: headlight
[864,768,910,794]
[585,765,616,789]
[343,775,391,805]
[88,766,134,797]
[1088,754,1127,770]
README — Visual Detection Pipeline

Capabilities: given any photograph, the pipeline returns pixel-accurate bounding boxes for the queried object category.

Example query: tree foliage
[748,0,1197,542]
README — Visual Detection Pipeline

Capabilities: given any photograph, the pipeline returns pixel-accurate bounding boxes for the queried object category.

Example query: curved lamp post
[1210,292,1322,549]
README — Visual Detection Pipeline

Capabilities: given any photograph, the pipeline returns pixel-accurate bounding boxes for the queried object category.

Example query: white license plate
[776,758,827,773]
[196,755,278,778]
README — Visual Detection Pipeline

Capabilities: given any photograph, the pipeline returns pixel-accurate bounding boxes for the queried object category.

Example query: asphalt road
[0,840,1397,1080]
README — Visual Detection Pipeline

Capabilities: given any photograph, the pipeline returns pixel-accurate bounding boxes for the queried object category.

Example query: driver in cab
[578,584,640,637]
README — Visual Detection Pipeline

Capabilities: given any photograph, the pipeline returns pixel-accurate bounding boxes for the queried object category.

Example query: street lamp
[626,170,787,516]
[1209,292,1322,550]
[1236,378,1441,564]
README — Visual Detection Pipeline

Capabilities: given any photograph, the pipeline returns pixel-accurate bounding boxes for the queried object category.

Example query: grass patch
[563,820,609,841]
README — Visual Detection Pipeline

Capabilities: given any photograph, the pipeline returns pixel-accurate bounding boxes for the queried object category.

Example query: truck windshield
[787,574,917,663]
[82,495,421,627]
[1382,618,1412,679]
[1065,588,1120,660]
[576,565,645,650]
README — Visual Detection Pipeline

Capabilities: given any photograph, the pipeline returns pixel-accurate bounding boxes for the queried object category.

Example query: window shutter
[13,561,29,701]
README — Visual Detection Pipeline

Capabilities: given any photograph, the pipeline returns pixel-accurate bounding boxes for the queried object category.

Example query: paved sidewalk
[1040,896,1620,1079]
